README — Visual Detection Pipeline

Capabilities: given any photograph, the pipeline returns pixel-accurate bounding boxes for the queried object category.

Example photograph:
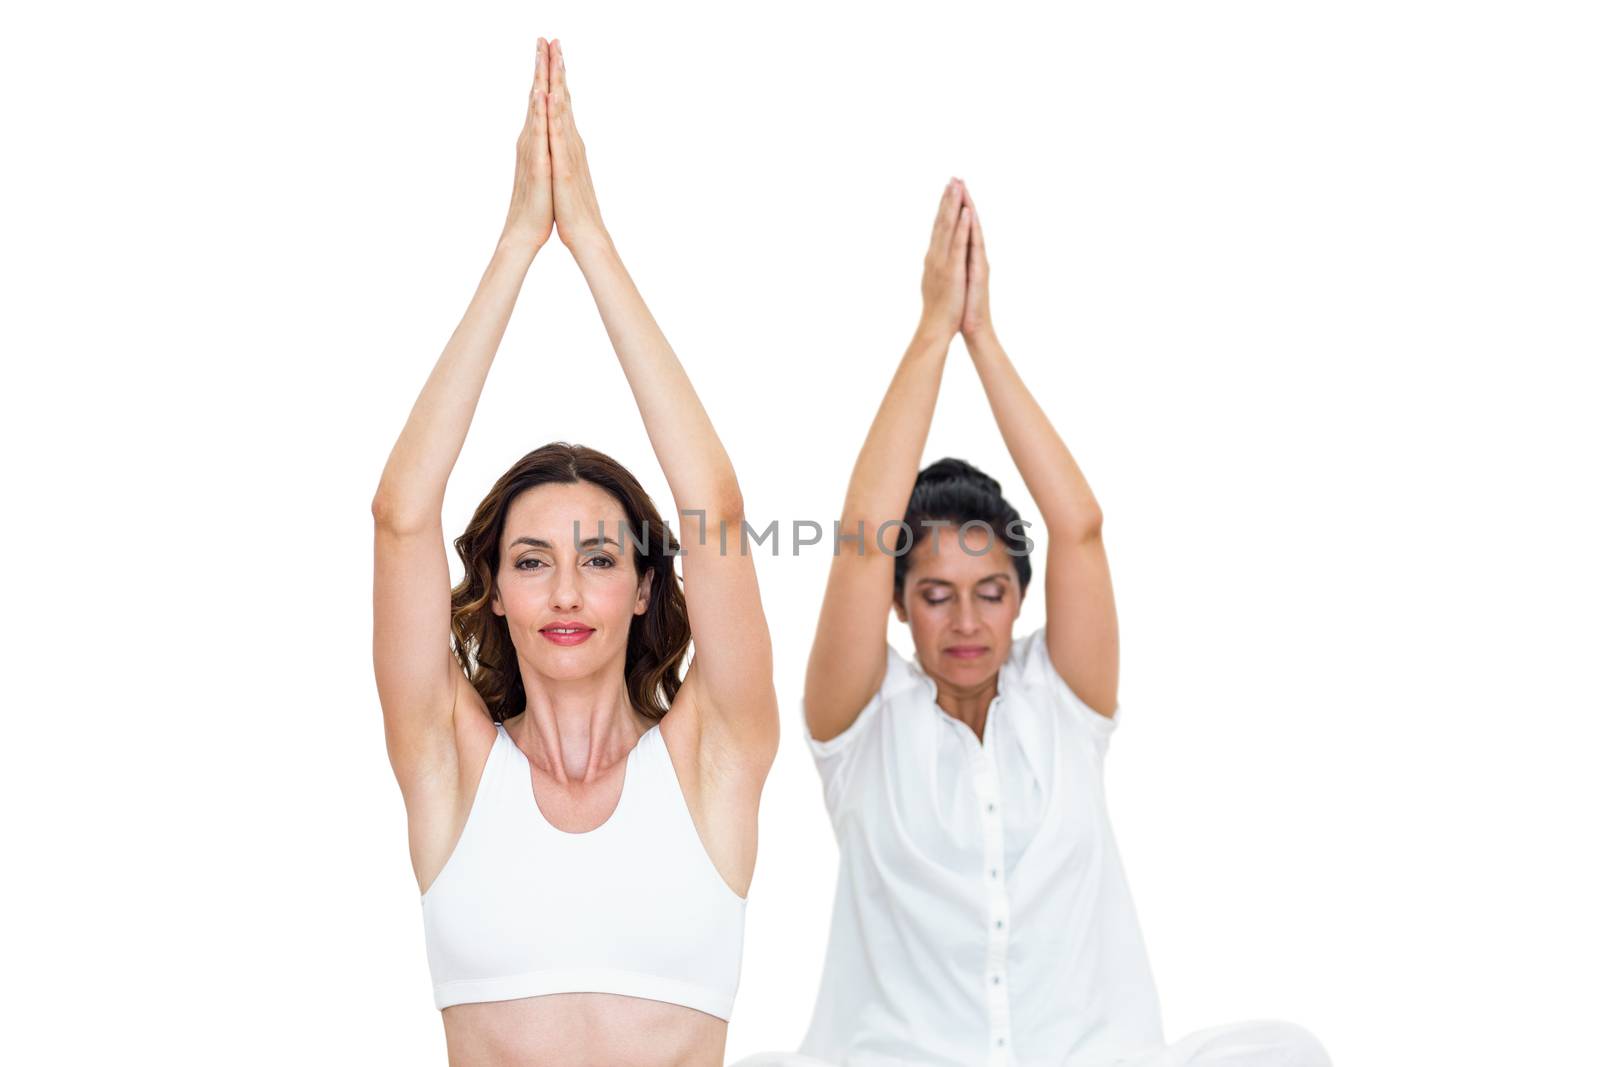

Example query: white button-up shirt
[798,627,1165,1067]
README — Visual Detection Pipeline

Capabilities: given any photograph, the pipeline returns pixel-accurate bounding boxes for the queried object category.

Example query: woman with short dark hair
[734,180,1329,1067]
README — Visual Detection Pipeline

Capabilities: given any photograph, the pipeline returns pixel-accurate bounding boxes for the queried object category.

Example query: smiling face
[490,480,653,681]
[894,524,1024,688]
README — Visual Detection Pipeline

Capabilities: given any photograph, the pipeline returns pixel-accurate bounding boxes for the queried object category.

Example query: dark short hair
[893,457,1032,602]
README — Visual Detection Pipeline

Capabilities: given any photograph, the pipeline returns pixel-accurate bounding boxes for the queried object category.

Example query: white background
[3,1,1596,1063]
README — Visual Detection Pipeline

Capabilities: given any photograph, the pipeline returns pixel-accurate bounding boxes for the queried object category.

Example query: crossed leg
[728,1020,1329,1067]
[1114,1020,1331,1067]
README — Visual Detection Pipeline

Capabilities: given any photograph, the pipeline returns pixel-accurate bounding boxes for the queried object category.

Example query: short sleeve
[1012,626,1121,750]
[803,643,918,817]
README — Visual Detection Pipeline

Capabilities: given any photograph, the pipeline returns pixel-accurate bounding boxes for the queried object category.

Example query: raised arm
[804,181,974,742]
[543,40,777,767]
[958,186,1118,718]
[370,40,555,792]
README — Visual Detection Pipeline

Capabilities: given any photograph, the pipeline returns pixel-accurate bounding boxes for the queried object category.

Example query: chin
[941,651,997,675]
[529,640,605,674]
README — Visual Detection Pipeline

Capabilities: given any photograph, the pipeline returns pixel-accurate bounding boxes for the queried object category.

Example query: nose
[953,593,981,634]
[548,563,582,613]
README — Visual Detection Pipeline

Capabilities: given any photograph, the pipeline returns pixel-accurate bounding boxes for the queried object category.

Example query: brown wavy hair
[449,442,690,723]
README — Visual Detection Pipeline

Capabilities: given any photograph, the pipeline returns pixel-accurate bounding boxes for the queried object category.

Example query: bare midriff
[441,992,727,1067]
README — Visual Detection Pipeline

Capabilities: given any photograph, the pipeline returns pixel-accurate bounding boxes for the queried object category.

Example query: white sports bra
[419,720,747,1019]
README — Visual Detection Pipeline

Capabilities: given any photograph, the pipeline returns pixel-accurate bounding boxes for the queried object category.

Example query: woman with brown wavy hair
[370,37,777,1067]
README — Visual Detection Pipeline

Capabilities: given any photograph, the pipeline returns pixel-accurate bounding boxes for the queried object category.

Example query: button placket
[973,740,1011,1065]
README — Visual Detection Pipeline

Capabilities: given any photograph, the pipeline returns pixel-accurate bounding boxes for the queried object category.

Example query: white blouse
[798,626,1166,1067]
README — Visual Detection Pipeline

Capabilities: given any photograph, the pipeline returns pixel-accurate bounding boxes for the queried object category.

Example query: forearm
[372,238,538,528]
[570,233,741,523]
[841,323,952,540]
[964,325,1103,537]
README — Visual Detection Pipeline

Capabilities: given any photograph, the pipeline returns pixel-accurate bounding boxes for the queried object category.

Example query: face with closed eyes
[490,480,653,680]
[894,524,1024,688]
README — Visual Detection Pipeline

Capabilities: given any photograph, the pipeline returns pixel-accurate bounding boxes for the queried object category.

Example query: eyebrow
[507,535,621,551]
[915,574,1012,588]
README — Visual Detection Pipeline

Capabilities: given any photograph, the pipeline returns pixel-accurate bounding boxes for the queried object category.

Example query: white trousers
[730,1018,1332,1067]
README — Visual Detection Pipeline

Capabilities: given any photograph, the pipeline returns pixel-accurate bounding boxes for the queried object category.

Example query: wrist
[562,225,615,263]
[962,321,999,352]
[494,230,543,266]
[913,314,958,351]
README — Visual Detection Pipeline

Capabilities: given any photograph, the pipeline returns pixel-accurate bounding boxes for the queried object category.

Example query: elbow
[371,488,438,535]
[1069,505,1104,543]
[679,485,744,547]
[704,482,746,528]
[370,490,396,526]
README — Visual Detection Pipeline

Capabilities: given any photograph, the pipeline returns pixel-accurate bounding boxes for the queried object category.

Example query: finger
[969,205,986,269]
[547,84,571,164]
[550,38,568,102]
[548,88,565,150]
[953,204,974,261]
[533,89,549,162]
[929,179,959,250]
[535,37,549,96]
[947,180,971,256]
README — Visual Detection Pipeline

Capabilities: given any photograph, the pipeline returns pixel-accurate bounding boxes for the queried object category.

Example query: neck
[509,669,648,784]
[934,672,1001,742]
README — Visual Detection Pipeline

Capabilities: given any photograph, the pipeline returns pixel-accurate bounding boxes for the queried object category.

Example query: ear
[892,594,908,624]
[634,567,654,616]
[490,583,505,617]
